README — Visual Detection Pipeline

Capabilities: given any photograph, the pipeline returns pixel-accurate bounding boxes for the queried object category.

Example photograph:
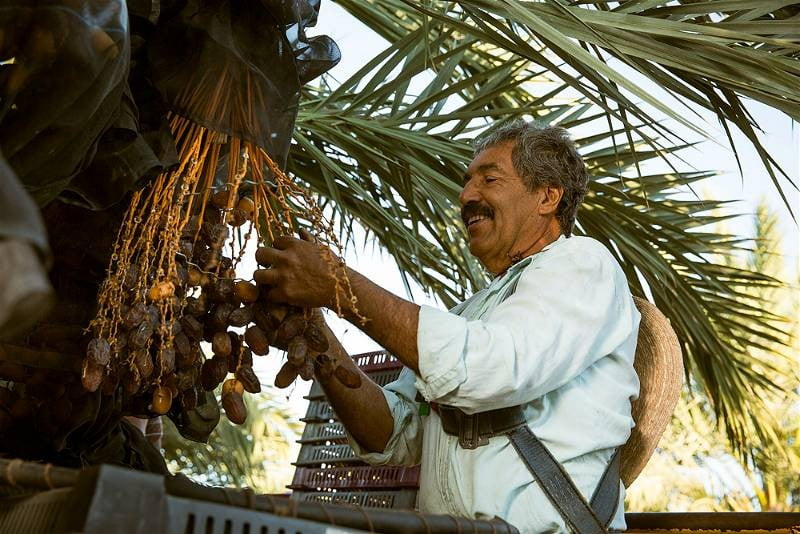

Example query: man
[256,120,641,533]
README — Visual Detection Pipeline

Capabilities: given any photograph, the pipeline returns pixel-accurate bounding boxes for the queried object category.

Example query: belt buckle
[458,412,489,450]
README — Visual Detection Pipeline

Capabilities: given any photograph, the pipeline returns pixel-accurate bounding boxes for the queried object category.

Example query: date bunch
[81,194,258,422]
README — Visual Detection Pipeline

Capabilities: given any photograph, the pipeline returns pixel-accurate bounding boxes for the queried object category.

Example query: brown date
[87,337,111,366]
[228,305,254,327]
[244,326,269,356]
[233,281,259,303]
[210,277,235,303]
[252,303,278,333]
[122,302,148,329]
[180,314,204,341]
[174,332,192,361]
[303,323,329,353]
[236,366,261,394]
[159,347,176,375]
[298,359,315,381]
[200,357,228,391]
[128,321,154,351]
[274,362,299,389]
[122,366,141,396]
[274,313,306,348]
[133,349,154,379]
[222,391,246,425]
[184,296,207,318]
[221,378,244,396]
[287,337,309,367]
[81,358,104,393]
[151,385,173,415]
[208,303,235,331]
[212,331,232,357]
[211,190,237,209]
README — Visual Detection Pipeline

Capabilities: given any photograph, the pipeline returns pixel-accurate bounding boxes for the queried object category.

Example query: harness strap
[434,402,619,533]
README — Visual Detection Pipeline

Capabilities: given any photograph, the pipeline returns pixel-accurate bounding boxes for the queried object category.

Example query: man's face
[459,142,555,274]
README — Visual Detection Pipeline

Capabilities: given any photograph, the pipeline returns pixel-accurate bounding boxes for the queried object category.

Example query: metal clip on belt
[433,402,620,533]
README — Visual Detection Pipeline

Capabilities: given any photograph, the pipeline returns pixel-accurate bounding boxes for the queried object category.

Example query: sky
[251,3,800,417]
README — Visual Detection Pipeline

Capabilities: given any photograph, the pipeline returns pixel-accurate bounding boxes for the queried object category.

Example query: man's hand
[254,230,422,375]
[254,232,347,311]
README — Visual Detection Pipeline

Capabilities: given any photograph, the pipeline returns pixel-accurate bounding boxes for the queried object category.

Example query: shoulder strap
[506,424,619,533]
[482,252,621,531]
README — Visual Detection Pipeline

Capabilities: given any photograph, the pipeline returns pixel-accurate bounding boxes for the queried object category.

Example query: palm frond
[287,20,794,458]
[337,0,800,214]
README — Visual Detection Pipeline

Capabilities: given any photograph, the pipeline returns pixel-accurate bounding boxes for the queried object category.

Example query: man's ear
[537,186,563,216]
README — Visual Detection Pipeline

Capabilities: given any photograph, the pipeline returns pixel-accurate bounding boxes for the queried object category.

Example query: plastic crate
[351,351,402,373]
[0,463,348,534]
[0,488,77,533]
[292,489,417,510]
[167,496,341,534]
[301,399,336,423]
[0,459,519,534]
[290,465,421,491]
[298,421,348,444]
[294,443,360,466]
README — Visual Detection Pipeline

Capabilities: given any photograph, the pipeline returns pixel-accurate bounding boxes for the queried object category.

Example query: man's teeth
[467,215,488,226]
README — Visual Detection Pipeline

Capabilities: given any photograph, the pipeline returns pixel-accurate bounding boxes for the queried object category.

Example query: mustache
[461,201,494,225]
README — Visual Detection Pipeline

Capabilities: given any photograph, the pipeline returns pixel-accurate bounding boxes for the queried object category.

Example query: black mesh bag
[147,0,340,166]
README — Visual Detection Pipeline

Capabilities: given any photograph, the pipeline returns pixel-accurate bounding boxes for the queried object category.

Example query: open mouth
[466,214,490,228]
[461,202,493,229]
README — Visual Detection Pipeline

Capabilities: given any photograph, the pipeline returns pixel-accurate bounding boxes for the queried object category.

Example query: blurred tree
[162,390,302,493]
[288,1,798,459]
[626,202,800,512]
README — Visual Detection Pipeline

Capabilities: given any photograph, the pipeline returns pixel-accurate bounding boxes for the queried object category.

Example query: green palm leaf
[336,0,800,213]
[285,16,794,459]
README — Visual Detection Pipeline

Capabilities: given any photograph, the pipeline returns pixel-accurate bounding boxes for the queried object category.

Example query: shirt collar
[495,234,566,280]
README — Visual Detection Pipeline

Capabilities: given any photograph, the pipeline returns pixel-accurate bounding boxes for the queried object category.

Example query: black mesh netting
[0,0,339,470]
[148,0,340,163]
[0,0,133,208]
[0,0,340,209]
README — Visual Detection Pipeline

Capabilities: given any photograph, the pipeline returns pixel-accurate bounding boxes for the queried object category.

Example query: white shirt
[347,235,640,533]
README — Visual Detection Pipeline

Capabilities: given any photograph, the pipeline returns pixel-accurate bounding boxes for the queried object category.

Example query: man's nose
[459,179,480,206]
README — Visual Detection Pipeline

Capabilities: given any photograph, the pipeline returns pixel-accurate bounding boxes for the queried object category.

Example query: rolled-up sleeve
[414,242,638,413]
[346,368,424,466]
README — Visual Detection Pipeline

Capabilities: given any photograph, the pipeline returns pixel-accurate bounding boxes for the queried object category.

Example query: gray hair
[473,120,588,237]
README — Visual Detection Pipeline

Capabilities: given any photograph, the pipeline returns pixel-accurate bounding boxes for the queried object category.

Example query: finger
[255,246,283,266]
[272,235,299,250]
[299,228,316,243]
[263,285,287,304]
[253,268,279,286]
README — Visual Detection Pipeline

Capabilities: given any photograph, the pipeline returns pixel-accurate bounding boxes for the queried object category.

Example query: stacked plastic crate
[289,351,420,509]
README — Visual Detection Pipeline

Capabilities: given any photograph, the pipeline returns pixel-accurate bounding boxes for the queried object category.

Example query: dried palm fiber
[86,1,349,422]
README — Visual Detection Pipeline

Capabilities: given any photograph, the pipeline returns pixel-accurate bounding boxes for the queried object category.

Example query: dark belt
[435,403,527,449]
[432,402,620,534]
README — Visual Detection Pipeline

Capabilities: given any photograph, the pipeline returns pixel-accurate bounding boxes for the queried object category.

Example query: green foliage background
[163,0,799,509]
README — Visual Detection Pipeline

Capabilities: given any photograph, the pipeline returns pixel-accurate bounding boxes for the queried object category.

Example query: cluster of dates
[80,193,258,421]
[80,191,361,426]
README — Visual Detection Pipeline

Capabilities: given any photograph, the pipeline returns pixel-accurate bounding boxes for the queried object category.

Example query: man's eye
[485,176,497,183]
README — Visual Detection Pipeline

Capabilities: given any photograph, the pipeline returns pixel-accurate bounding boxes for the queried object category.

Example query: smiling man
[255,121,640,533]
